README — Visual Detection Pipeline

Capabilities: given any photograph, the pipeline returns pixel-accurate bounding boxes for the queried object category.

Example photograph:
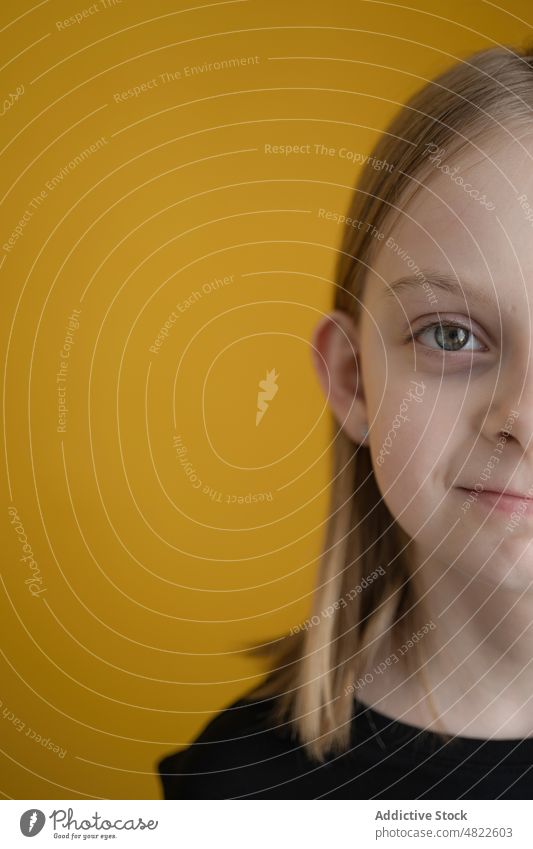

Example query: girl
[158,42,533,798]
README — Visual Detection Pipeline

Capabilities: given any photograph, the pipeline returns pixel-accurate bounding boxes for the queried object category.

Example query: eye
[413,320,486,353]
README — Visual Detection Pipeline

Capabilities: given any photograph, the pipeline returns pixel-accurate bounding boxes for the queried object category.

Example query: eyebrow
[380,270,498,308]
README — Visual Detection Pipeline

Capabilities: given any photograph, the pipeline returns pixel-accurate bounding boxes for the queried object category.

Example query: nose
[484,358,533,454]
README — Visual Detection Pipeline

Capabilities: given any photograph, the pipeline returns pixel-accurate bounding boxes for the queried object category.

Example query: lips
[475,489,533,500]
[458,487,533,517]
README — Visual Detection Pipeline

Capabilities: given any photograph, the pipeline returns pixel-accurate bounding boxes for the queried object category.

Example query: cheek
[368,396,443,518]
[371,442,440,545]
[369,391,430,468]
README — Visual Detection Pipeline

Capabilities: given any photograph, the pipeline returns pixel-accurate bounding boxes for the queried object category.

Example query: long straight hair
[246,42,533,762]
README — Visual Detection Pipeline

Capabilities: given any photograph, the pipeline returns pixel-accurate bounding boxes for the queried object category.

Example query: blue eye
[414,321,485,352]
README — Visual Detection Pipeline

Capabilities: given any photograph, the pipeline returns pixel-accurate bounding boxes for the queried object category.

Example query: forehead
[369,131,533,306]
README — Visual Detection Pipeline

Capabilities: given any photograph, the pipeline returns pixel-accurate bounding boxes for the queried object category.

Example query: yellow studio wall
[1,0,530,799]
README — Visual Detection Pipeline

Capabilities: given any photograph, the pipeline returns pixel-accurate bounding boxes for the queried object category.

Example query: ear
[310,309,368,444]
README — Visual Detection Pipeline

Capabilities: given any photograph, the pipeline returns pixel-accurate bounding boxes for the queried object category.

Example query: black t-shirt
[156,693,533,799]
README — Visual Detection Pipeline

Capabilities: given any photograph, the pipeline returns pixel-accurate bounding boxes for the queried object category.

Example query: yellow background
[1,0,531,799]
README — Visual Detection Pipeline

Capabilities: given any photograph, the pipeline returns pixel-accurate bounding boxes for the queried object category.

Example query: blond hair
[246,42,533,762]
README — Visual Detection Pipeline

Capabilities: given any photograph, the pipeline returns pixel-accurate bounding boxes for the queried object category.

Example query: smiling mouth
[458,487,533,516]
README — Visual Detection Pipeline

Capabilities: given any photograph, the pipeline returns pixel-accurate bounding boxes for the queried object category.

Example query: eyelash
[404,319,486,353]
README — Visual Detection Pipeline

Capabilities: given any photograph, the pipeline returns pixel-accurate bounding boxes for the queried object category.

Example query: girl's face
[359,131,533,590]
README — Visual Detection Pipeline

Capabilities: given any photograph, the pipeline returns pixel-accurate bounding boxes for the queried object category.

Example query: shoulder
[156,692,307,799]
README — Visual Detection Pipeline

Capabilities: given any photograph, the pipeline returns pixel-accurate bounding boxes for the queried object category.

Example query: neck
[356,549,533,739]
[406,551,533,738]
